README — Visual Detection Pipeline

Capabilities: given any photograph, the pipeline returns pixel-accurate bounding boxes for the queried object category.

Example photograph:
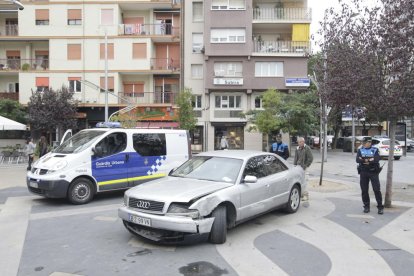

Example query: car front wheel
[209,206,227,244]
[285,184,300,213]
[68,177,95,204]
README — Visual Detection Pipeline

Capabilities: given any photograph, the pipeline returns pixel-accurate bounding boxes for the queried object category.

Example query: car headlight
[167,203,200,219]
[46,160,68,174]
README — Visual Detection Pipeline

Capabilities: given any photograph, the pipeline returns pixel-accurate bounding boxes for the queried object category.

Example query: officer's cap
[362,136,372,143]
[276,134,282,138]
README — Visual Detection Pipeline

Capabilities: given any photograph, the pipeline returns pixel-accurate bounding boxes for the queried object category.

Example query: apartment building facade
[0,0,181,130]
[184,0,311,151]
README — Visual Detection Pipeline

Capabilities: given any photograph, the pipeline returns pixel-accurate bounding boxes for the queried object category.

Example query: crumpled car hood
[126,176,233,203]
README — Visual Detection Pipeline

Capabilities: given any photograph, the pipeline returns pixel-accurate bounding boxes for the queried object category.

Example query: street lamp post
[104,29,109,123]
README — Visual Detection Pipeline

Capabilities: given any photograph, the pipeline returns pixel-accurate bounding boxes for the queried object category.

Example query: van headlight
[47,160,68,174]
[167,203,200,219]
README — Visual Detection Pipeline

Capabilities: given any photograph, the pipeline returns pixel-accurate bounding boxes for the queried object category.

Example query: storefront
[212,123,245,150]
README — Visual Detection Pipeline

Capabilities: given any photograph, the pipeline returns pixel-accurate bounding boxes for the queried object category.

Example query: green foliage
[176,87,197,131]
[21,63,30,71]
[27,86,78,134]
[0,99,27,124]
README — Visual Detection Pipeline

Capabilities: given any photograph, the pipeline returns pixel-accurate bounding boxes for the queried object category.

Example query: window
[211,28,245,43]
[36,77,49,92]
[191,64,203,78]
[100,43,114,59]
[255,62,283,77]
[68,77,81,93]
[101,9,113,25]
[212,0,245,10]
[133,133,166,156]
[214,62,242,77]
[192,33,203,53]
[193,2,203,22]
[132,43,147,59]
[254,95,263,109]
[96,133,127,157]
[192,95,202,109]
[123,83,144,97]
[100,77,114,92]
[215,95,241,108]
[68,9,82,25]
[35,9,49,25]
[67,44,81,60]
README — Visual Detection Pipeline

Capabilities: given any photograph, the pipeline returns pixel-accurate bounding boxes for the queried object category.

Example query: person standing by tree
[37,136,49,158]
[270,133,289,160]
[294,137,313,201]
[356,137,384,214]
[25,137,36,170]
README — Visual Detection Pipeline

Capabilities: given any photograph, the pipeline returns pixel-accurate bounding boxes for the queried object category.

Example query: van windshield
[53,130,106,154]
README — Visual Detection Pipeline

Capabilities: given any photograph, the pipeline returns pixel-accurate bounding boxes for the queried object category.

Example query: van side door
[128,133,168,187]
[91,132,128,191]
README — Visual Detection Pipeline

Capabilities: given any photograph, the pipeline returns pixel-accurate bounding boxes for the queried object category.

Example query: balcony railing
[150,58,180,71]
[0,25,18,36]
[0,58,49,71]
[118,23,180,36]
[118,92,178,105]
[253,8,312,21]
[253,40,310,54]
[0,92,19,101]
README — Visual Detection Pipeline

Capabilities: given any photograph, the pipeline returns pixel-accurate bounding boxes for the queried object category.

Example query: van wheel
[209,206,227,244]
[68,178,95,205]
[394,156,400,160]
[285,185,300,213]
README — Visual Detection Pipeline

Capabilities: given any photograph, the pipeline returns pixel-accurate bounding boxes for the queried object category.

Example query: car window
[263,155,288,175]
[95,132,127,157]
[133,133,166,156]
[372,139,380,145]
[243,156,267,179]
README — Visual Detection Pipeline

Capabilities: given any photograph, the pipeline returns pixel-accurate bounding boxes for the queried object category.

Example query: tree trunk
[384,119,396,207]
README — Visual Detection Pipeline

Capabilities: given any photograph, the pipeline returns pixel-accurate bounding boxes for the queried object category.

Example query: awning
[0,115,26,131]
[136,122,179,129]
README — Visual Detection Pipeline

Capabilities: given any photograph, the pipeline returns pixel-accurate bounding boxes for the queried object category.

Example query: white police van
[27,128,191,204]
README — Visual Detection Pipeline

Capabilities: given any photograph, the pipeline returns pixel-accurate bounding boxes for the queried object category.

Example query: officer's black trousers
[360,171,383,208]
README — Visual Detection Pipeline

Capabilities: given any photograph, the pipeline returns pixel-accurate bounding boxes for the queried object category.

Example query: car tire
[394,156,400,160]
[209,206,227,244]
[68,177,95,205]
[285,184,301,214]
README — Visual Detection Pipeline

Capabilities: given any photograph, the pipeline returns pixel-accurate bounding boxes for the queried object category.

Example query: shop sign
[285,78,310,87]
[214,78,243,85]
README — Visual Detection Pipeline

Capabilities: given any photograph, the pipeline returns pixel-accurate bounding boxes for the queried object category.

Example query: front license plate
[29,181,38,188]
[129,214,151,227]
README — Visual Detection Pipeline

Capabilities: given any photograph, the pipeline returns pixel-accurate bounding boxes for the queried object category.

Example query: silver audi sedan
[118,150,305,244]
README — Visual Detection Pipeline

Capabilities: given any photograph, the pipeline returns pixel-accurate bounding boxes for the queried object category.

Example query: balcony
[0,58,49,71]
[253,40,310,55]
[150,58,180,71]
[0,25,18,36]
[0,92,19,101]
[253,8,312,22]
[118,23,180,37]
[118,92,178,105]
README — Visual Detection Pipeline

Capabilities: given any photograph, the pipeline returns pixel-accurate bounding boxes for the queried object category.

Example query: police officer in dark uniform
[270,134,289,160]
[356,136,384,214]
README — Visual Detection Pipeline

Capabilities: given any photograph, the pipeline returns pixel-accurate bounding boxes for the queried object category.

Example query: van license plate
[29,181,38,188]
[129,215,151,227]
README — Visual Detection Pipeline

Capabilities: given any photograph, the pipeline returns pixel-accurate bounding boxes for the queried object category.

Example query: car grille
[128,197,165,212]
[31,168,48,175]
[28,186,44,195]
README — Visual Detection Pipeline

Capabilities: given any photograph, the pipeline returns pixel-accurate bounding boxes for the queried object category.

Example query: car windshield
[382,140,400,145]
[171,156,243,184]
[53,130,106,154]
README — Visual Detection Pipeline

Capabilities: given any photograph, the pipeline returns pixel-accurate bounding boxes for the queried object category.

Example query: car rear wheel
[209,206,227,244]
[285,185,300,213]
[68,177,95,204]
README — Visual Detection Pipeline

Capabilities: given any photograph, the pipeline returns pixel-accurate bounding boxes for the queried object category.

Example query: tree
[0,99,27,124]
[176,87,197,131]
[315,0,414,207]
[28,86,78,140]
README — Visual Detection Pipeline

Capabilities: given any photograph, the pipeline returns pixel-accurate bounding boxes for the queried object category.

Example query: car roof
[197,150,271,161]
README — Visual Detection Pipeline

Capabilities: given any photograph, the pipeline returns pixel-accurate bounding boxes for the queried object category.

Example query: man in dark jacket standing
[356,137,384,214]
[294,137,313,201]
[270,134,289,160]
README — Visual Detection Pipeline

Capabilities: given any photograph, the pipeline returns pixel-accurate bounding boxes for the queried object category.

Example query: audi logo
[137,200,151,209]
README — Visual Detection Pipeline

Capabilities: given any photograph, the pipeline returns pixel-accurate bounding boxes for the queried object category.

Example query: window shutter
[36,77,49,87]
[132,43,147,59]
[67,44,81,60]
[68,9,82,20]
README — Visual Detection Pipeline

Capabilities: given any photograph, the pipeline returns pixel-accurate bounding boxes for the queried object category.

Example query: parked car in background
[406,138,414,152]
[371,138,403,160]
[119,150,305,244]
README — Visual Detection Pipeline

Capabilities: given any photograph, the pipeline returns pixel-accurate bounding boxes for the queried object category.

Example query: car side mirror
[92,146,103,157]
[243,175,257,183]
